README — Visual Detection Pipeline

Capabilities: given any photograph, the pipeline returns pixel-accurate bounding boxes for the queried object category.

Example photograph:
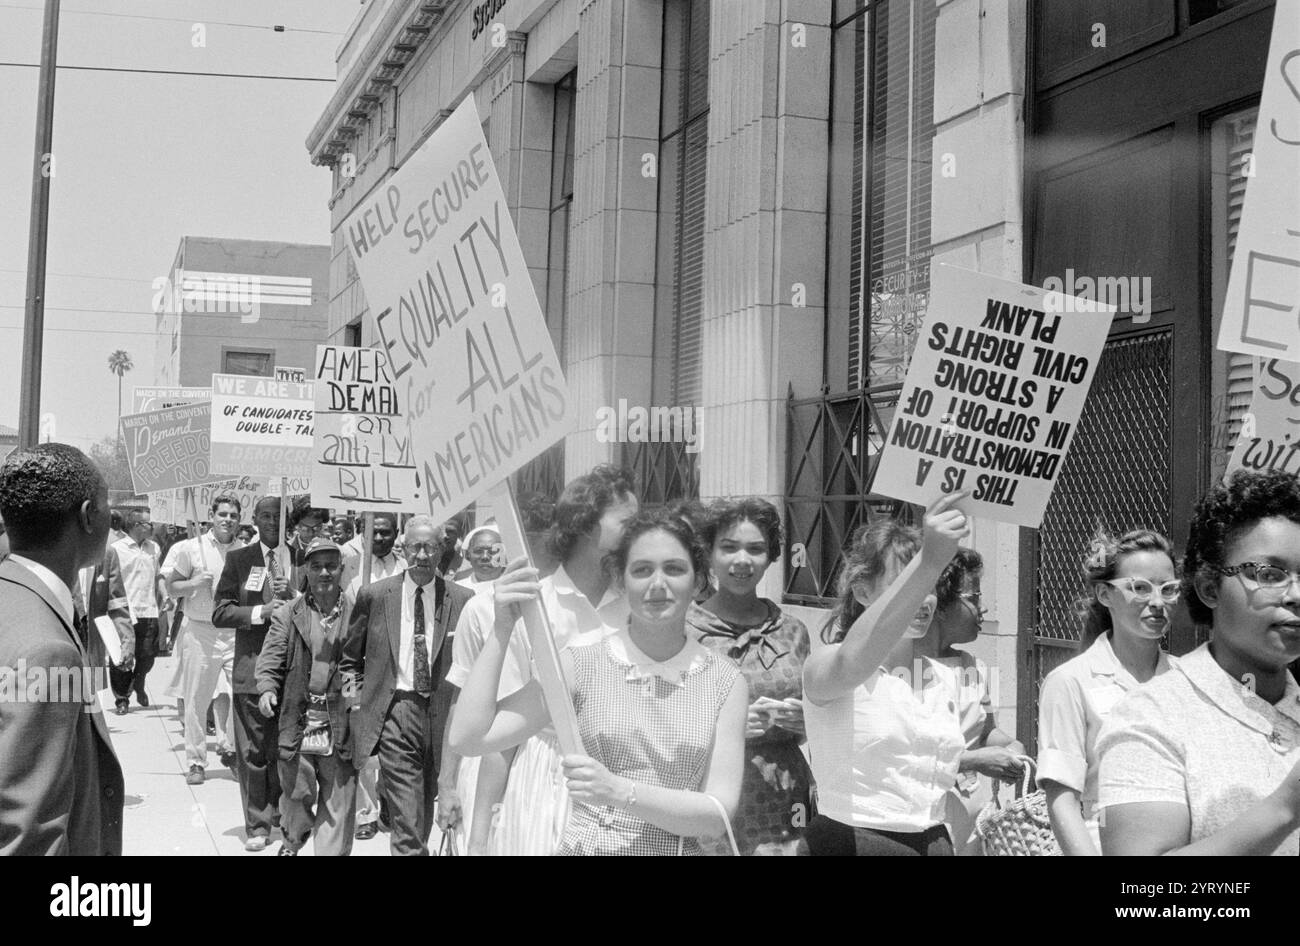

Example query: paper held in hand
[872,265,1115,529]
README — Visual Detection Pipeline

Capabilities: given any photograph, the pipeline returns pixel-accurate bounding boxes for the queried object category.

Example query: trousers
[179,618,235,768]
[110,618,159,700]
[278,752,357,856]
[232,692,281,838]
[378,691,440,856]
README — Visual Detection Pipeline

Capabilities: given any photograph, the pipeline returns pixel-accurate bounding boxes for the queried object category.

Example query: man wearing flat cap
[255,537,357,856]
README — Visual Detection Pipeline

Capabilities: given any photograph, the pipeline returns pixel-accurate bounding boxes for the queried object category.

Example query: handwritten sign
[120,403,223,494]
[341,96,574,523]
[873,265,1115,528]
[132,386,210,413]
[1225,358,1300,478]
[209,373,314,477]
[1216,2,1300,359]
[310,345,420,511]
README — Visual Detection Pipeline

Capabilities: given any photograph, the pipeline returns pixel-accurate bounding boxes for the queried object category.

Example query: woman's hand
[745,702,773,739]
[921,491,970,566]
[492,556,540,633]
[770,698,805,739]
[962,746,1027,782]
[561,754,631,808]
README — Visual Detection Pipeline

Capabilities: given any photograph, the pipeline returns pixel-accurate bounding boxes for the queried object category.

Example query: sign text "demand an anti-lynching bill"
[341,97,573,522]
[873,266,1114,529]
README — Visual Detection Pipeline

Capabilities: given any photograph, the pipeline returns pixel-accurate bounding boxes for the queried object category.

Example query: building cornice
[305,0,452,168]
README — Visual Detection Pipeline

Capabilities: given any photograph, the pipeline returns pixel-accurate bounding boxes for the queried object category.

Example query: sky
[0,0,364,452]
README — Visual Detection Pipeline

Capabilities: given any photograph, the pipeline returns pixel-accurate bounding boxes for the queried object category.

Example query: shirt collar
[1084,632,1171,689]
[8,554,75,627]
[551,563,621,612]
[606,625,709,685]
[1176,642,1300,735]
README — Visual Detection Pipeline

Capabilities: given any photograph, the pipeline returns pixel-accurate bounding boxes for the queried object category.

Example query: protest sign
[873,265,1115,529]
[340,95,575,524]
[341,96,578,754]
[1216,2,1300,359]
[310,345,420,511]
[1225,359,1300,478]
[132,386,210,413]
[209,373,314,477]
[119,403,224,495]
[275,366,306,383]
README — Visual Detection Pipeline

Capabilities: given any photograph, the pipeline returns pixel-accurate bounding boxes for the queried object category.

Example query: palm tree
[108,350,133,428]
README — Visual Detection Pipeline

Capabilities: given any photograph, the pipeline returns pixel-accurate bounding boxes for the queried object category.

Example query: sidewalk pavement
[103,655,443,856]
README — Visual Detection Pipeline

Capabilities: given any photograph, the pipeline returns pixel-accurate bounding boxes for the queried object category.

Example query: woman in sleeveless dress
[451,509,748,855]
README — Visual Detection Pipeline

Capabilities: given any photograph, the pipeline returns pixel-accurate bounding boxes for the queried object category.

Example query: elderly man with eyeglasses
[339,516,474,856]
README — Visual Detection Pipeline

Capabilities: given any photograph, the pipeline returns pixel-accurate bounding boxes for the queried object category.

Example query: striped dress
[558,631,741,856]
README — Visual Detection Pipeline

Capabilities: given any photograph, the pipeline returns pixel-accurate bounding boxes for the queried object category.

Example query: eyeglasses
[1103,578,1181,603]
[1218,562,1300,593]
[406,542,444,558]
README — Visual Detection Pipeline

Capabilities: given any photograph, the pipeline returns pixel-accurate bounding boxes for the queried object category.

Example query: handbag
[299,693,334,757]
[974,757,1061,856]
[678,793,741,856]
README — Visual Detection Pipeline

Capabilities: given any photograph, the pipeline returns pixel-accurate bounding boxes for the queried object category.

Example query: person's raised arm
[448,556,549,755]
[804,492,969,704]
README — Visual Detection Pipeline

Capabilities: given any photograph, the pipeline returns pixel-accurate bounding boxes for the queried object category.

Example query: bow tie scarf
[695,617,790,671]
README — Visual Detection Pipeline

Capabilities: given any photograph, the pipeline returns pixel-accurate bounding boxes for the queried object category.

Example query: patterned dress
[687,600,813,855]
[558,631,741,856]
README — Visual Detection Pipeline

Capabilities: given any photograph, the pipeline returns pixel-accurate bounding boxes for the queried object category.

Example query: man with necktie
[340,516,473,855]
[213,495,294,852]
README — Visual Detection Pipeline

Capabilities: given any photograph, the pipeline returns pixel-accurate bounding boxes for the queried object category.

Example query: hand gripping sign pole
[486,479,582,757]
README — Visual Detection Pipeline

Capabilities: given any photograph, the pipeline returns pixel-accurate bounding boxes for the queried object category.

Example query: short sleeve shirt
[1037,633,1174,823]
[1096,643,1300,856]
[161,532,236,624]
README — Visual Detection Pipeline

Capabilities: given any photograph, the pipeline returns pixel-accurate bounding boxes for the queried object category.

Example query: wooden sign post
[487,479,581,756]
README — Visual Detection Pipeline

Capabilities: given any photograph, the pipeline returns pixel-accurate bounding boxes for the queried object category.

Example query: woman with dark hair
[452,509,747,855]
[443,465,639,854]
[685,497,812,855]
[802,494,974,856]
[1035,529,1178,856]
[921,547,1026,853]
[1098,470,1300,855]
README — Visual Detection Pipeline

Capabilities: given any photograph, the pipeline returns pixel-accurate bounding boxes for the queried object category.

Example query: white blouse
[805,659,968,834]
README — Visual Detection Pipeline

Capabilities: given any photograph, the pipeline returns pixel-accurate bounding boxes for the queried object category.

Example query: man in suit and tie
[341,515,473,856]
[0,443,124,855]
[213,495,294,852]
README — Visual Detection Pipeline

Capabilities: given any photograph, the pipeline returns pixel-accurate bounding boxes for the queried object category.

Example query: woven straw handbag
[974,757,1061,856]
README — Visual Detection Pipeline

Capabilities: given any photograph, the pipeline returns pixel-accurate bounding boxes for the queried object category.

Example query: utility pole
[19,0,61,449]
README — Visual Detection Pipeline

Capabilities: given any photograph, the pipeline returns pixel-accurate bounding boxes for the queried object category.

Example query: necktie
[265,548,281,604]
[413,586,431,696]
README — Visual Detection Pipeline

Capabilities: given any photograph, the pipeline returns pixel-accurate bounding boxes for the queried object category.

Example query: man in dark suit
[341,515,472,856]
[76,543,135,674]
[0,443,124,855]
[213,495,294,852]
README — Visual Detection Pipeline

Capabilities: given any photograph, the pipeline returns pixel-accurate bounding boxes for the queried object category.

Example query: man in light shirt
[163,493,242,785]
[111,509,165,714]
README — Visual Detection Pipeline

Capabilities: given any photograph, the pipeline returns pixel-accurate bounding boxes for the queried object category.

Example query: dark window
[344,319,362,348]
[653,0,709,409]
[223,350,272,376]
[545,70,576,359]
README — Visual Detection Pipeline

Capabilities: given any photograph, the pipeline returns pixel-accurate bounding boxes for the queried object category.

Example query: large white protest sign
[1216,2,1300,359]
[1225,359,1300,478]
[341,96,574,524]
[209,373,314,477]
[873,265,1115,529]
[311,345,420,511]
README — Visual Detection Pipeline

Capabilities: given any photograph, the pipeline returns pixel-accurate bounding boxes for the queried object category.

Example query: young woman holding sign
[1036,529,1178,856]
[1098,470,1300,855]
[451,509,748,855]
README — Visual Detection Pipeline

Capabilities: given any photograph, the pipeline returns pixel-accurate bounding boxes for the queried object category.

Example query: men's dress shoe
[135,690,150,708]
[244,836,269,852]
[114,699,129,716]
[220,750,237,770]
[355,822,378,841]
[186,765,204,786]
[277,843,298,856]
